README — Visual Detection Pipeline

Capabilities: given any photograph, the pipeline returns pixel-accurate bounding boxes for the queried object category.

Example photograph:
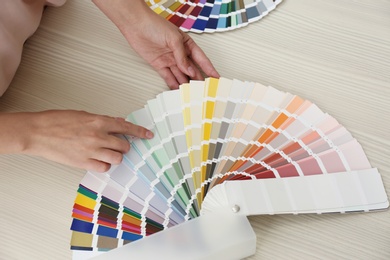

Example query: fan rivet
[232,205,240,213]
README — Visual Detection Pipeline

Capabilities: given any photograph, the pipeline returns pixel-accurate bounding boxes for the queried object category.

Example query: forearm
[0,112,34,154]
[92,0,152,36]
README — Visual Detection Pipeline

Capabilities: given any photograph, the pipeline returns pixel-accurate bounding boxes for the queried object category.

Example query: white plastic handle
[90,209,256,260]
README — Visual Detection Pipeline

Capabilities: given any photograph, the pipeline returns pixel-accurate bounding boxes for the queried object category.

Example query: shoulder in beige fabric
[0,0,66,96]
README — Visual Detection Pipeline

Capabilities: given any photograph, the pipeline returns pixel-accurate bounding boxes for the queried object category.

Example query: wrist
[92,0,153,34]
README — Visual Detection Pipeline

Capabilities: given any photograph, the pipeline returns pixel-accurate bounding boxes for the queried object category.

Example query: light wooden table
[1,0,389,259]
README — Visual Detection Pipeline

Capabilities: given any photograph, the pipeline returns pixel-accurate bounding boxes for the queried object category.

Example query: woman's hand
[0,110,153,172]
[93,0,220,89]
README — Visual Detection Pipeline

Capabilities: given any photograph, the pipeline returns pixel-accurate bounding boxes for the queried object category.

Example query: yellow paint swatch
[74,193,97,210]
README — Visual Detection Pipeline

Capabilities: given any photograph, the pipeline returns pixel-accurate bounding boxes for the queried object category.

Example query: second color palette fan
[145,0,282,33]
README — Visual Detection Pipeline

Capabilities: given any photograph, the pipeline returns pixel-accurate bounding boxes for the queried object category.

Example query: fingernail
[146,130,154,139]
[188,66,195,78]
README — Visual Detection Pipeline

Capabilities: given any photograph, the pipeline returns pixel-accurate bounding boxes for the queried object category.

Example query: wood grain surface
[0,0,389,259]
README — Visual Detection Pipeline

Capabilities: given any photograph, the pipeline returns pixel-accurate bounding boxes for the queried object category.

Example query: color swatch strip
[145,0,283,33]
[201,168,389,215]
[70,77,388,257]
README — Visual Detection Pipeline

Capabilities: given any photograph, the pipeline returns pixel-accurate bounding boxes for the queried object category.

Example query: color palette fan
[145,0,282,33]
[70,77,389,259]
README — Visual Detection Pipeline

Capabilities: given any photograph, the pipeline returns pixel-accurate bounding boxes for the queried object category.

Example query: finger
[157,67,180,89]
[103,134,131,154]
[187,60,203,80]
[186,40,220,78]
[170,65,189,85]
[93,148,124,165]
[83,159,111,173]
[169,34,195,78]
[109,118,154,139]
